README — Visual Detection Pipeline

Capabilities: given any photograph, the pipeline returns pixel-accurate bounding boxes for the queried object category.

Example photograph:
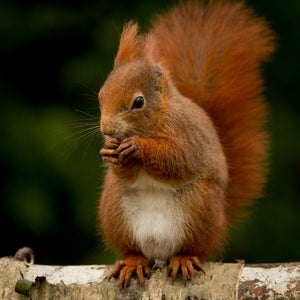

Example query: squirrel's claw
[109,260,125,280]
[168,255,205,284]
[109,254,150,289]
[102,155,120,165]
[103,137,120,149]
[99,148,119,156]
[100,136,140,166]
[118,136,141,164]
[100,138,121,165]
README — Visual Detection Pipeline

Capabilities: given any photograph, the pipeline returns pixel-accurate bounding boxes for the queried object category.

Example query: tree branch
[0,256,299,299]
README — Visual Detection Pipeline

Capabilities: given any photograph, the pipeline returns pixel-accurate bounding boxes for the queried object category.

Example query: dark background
[1,0,299,266]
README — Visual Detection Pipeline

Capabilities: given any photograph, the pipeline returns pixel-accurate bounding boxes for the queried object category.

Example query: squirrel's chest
[121,172,186,262]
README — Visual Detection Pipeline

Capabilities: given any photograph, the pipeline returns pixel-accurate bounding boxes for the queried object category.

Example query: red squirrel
[98,0,275,288]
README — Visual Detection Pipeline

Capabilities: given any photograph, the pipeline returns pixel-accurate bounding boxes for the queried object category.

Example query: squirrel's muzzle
[100,115,129,139]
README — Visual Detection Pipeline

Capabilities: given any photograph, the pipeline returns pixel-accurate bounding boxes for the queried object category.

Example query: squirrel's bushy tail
[150,1,276,219]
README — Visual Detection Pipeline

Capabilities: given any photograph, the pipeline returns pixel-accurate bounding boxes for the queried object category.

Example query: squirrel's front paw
[100,136,141,166]
[100,138,121,165]
[117,136,141,164]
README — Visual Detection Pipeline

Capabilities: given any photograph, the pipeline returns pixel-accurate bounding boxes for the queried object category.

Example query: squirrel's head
[98,22,169,140]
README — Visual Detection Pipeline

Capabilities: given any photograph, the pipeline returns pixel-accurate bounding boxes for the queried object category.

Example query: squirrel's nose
[101,126,116,138]
[101,120,121,138]
[100,116,115,137]
[101,115,127,138]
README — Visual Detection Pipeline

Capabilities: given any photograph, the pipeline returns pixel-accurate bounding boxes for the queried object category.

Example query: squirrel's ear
[114,22,143,68]
[145,35,167,87]
[152,63,164,78]
[150,62,167,93]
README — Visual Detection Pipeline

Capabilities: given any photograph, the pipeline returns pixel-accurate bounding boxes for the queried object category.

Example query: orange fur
[98,0,275,286]
[150,1,275,218]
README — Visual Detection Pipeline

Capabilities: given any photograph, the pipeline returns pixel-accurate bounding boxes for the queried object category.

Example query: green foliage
[0,0,299,265]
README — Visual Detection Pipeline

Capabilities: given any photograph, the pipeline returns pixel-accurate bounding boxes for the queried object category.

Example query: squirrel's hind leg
[109,253,151,288]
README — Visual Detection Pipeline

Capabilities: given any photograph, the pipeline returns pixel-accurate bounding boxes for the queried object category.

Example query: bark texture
[0,257,299,299]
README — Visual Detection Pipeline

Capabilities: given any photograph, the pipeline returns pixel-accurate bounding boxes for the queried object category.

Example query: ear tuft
[114,22,143,68]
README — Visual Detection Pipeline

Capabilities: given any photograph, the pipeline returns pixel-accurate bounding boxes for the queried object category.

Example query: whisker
[47,114,102,158]
[128,127,153,139]
[77,83,99,98]
[75,109,99,120]
[69,121,99,129]
[62,127,102,157]
[83,131,102,156]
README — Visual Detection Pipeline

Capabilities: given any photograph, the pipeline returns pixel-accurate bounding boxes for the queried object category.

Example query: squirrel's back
[150,0,276,219]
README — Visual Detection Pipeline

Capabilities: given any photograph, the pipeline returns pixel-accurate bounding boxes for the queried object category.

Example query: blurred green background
[0,0,299,266]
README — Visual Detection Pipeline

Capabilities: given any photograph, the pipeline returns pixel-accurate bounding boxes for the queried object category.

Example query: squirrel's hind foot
[168,255,205,284]
[109,254,151,289]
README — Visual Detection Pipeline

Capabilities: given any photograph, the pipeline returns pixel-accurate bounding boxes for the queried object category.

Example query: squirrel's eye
[131,96,144,109]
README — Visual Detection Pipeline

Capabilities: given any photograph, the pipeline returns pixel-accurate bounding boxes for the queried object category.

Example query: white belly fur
[121,171,186,262]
